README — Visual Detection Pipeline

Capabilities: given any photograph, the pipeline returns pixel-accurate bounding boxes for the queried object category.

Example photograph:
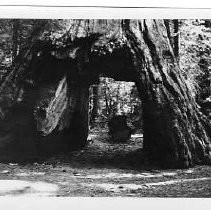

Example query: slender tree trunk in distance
[173,19,179,58]
[12,20,20,64]
[164,19,179,59]
[90,84,99,124]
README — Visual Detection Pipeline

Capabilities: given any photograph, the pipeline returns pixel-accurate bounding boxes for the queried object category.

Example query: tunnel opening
[85,76,145,169]
[0,37,147,169]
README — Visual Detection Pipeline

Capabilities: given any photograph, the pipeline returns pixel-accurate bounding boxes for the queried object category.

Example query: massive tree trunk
[122,19,211,168]
[0,19,210,168]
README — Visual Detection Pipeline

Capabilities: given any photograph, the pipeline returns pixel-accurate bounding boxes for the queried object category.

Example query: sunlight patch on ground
[84,177,211,192]
[16,172,45,177]
[146,177,211,186]
[0,180,58,196]
[81,173,163,179]
[73,172,177,179]
[162,172,177,176]
[183,169,194,173]
[88,134,143,140]
[15,172,29,177]
[131,134,143,138]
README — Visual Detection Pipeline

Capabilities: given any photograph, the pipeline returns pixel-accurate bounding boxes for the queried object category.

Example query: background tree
[180,19,211,116]
[89,84,100,124]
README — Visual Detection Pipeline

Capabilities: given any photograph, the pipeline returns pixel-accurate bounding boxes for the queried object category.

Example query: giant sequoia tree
[122,20,211,168]
[0,19,210,168]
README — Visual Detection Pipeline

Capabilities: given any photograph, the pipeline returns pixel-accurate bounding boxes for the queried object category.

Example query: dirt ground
[0,129,210,197]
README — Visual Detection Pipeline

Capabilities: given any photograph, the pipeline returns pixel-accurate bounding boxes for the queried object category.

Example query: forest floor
[0,128,210,197]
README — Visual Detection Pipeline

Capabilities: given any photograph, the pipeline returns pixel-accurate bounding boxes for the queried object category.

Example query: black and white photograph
[0,1,210,208]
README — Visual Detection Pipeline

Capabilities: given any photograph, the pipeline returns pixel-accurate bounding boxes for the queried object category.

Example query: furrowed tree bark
[122,19,211,168]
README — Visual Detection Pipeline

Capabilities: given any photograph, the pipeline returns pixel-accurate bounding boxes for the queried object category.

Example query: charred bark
[122,19,211,168]
[29,58,90,153]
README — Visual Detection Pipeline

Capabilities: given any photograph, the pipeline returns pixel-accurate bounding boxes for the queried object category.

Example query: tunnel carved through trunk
[0,19,210,168]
